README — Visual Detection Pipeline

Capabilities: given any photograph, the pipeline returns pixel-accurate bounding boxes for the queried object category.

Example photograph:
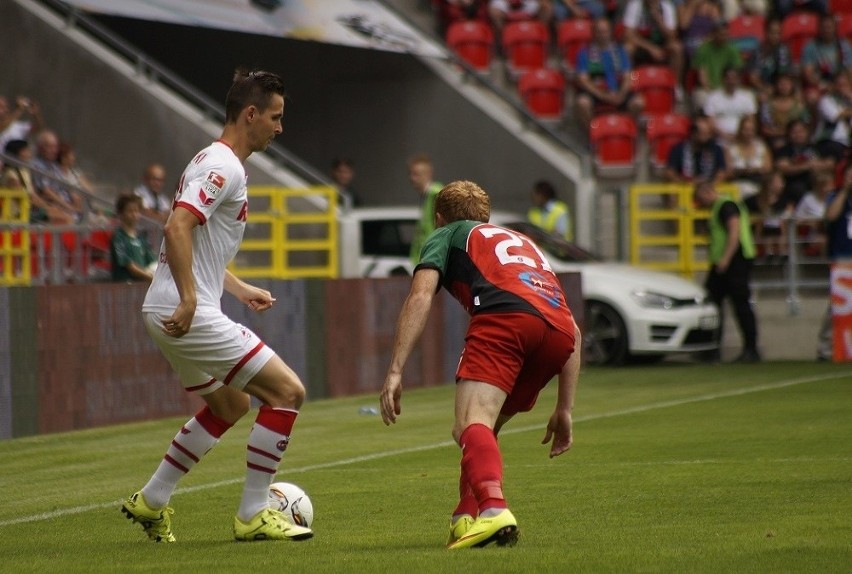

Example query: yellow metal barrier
[0,188,31,286]
[230,185,338,280]
[629,183,739,279]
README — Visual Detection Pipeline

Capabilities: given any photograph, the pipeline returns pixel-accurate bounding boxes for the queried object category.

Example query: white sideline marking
[1,371,847,528]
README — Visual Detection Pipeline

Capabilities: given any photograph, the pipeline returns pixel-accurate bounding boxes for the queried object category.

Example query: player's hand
[541,410,573,458]
[380,373,402,426]
[162,301,196,338]
[241,285,276,312]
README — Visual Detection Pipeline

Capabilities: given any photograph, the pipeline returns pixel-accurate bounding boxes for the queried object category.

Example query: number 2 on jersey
[478,226,553,273]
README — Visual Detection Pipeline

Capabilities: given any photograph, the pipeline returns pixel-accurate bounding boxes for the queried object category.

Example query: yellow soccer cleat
[447,509,518,549]
[234,508,314,542]
[447,514,475,546]
[121,491,176,543]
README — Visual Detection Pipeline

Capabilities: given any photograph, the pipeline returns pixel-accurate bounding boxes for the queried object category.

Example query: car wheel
[583,301,629,365]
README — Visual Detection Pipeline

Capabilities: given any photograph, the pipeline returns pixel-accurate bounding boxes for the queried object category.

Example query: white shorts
[143,310,276,396]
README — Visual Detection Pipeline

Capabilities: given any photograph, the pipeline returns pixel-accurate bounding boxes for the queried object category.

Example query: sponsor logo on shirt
[198,188,215,206]
[519,271,562,308]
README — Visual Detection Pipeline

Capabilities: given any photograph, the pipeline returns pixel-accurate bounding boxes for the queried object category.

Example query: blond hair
[434,180,490,224]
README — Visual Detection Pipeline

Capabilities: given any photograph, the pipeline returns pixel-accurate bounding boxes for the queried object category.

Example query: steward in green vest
[528,180,573,241]
[693,180,761,363]
[408,153,443,263]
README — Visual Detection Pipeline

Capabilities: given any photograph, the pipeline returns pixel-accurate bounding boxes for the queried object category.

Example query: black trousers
[705,260,758,353]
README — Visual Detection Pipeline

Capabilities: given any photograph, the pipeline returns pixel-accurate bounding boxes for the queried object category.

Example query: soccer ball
[268,481,314,528]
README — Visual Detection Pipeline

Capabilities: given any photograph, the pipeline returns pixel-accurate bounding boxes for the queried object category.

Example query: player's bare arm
[224,270,276,312]
[542,322,582,458]
[380,268,440,425]
[162,206,199,337]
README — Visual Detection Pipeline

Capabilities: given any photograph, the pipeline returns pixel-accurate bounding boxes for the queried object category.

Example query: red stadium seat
[556,18,592,73]
[837,12,852,42]
[589,113,638,177]
[645,113,690,172]
[781,11,819,63]
[518,68,566,120]
[829,0,852,13]
[502,20,550,78]
[446,20,494,72]
[630,65,676,117]
[728,14,765,58]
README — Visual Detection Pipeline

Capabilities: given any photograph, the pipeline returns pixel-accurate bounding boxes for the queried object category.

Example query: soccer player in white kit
[121,69,313,543]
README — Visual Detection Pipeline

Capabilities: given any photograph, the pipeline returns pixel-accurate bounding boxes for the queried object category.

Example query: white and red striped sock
[140,406,233,509]
[237,405,298,522]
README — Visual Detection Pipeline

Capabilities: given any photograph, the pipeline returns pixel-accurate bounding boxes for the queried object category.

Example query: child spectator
[745,171,792,261]
[110,193,156,283]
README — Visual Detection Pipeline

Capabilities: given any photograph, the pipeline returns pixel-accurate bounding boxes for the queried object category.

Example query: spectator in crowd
[813,70,852,163]
[759,72,810,151]
[0,95,43,159]
[800,13,852,105]
[30,129,84,222]
[794,169,833,256]
[330,156,360,209]
[693,179,761,363]
[703,67,758,142]
[552,0,606,20]
[0,139,74,224]
[622,0,684,91]
[745,171,792,261]
[133,163,171,224]
[665,116,729,182]
[774,118,834,207]
[728,115,773,200]
[574,18,644,131]
[747,18,797,102]
[690,20,743,110]
[487,0,552,34]
[772,0,826,19]
[677,0,725,58]
[408,153,444,264]
[817,163,852,360]
[435,1,489,34]
[110,193,156,283]
[528,179,573,240]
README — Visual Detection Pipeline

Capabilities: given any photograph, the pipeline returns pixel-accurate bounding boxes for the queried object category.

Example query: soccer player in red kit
[121,69,312,543]
[379,180,581,549]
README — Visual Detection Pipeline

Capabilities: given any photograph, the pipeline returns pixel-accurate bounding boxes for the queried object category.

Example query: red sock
[453,465,479,518]
[459,423,507,513]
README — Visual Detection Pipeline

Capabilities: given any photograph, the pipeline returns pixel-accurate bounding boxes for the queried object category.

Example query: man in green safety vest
[693,179,761,363]
[408,153,443,264]
[527,180,573,241]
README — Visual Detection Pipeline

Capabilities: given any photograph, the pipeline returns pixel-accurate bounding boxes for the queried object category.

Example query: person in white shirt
[121,69,314,544]
[133,162,171,224]
[622,0,684,86]
[0,95,43,160]
[704,67,758,143]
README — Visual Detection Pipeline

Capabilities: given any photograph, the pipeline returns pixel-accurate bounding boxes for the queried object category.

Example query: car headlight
[631,290,676,309]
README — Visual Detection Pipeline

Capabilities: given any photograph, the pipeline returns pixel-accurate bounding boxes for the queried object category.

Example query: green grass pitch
[1,362,850,573]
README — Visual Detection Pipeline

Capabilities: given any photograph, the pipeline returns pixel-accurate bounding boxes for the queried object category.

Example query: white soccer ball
[268,481,314,528]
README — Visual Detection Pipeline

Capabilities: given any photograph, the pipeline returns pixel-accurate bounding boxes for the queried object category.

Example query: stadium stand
[781,11,819,63]
[501,19,550,79]
[630,65,677,118]
[518,67,566,121]
[645,113,690,174]
[589,113,638,177]
[556,18,593,75]
[446,19,495,72]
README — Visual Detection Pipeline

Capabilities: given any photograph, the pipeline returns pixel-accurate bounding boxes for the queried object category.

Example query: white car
[338,207,719,365]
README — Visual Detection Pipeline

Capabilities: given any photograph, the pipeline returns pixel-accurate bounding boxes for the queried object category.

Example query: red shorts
[456,312,575,416]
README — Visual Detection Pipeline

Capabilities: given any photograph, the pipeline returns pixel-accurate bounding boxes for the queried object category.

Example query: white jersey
[143,140,248,313]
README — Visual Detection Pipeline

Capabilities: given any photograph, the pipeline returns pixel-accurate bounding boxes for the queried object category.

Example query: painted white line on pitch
[1,370,848,528]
